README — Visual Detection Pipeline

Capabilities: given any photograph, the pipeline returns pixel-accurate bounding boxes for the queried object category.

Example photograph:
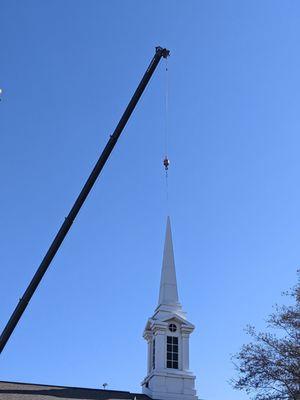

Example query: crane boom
[0,46,170,354]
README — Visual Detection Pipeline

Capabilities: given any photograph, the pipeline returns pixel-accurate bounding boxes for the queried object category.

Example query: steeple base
[142,371,198,400]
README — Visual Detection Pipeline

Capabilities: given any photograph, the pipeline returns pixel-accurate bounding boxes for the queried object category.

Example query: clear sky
[0,1,299,400]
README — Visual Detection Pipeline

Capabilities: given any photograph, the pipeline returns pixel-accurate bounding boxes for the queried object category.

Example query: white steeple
[155,217,185,319]
[142,217,198,400]
[158,216,179,307]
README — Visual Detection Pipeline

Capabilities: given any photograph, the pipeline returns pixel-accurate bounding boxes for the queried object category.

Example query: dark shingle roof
[0,381,151,400]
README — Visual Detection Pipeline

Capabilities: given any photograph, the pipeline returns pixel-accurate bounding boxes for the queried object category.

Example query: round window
[169,323,177,332]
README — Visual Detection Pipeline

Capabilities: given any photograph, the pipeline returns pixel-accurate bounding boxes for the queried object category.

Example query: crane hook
[163,156,170,171]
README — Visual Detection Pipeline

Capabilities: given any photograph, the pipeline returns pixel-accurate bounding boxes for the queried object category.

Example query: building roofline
[0,380,149,397]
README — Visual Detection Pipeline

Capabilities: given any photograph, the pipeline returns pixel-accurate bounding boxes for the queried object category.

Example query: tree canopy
[232,272,300,400]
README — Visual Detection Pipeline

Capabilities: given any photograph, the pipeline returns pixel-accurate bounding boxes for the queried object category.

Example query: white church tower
[142,217,198,400]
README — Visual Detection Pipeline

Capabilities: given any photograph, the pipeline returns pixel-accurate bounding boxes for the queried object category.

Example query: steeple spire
[157,216,180,309]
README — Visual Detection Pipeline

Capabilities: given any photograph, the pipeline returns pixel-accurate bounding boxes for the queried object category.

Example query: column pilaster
[144,330,153,374]
[181,326,193,371]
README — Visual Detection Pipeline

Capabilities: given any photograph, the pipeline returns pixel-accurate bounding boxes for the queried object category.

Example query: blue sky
[0,1,299,399]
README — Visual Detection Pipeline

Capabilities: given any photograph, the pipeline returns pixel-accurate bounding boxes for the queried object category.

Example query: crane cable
[163,57,170,211]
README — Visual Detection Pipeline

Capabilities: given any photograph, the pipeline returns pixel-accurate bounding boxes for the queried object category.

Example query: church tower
[142,217,198,400]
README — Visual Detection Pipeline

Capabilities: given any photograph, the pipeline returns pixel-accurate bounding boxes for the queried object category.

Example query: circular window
[169,323,177,332]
